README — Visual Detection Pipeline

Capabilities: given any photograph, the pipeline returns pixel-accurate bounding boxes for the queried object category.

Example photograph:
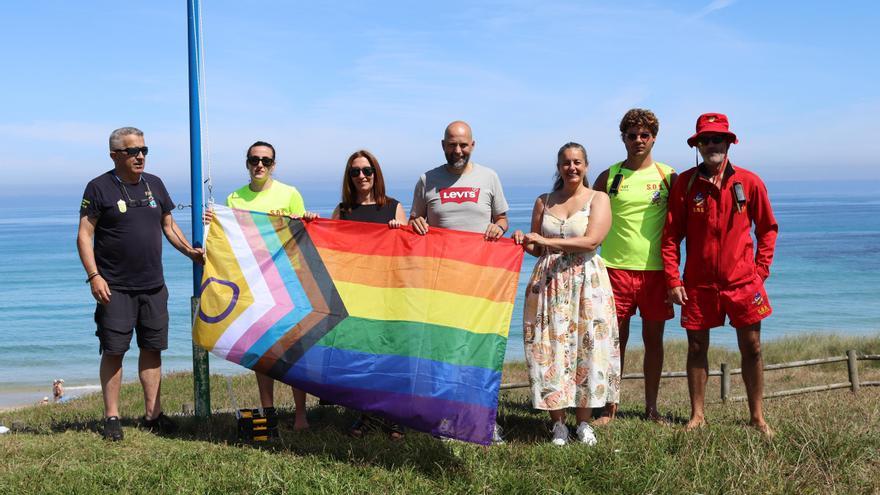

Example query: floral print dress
[523,192,621,410]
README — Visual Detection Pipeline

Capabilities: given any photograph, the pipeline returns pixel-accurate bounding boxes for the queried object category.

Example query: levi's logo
[440,187,480,204]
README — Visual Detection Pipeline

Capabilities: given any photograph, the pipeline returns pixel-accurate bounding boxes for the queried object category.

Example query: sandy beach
[0,384,101,411]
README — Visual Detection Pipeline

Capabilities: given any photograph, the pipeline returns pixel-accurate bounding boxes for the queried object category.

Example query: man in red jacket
[662,113,778,437]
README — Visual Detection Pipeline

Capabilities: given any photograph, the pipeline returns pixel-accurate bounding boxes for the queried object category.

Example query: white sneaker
[492,423,505,445]
[576,422,597,446]
[551,420,569,446]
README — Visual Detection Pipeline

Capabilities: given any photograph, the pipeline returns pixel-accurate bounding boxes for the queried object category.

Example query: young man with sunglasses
[409,120,509,444]
[77,127,205,441]
[204,141,316,432]
[593,108,677,425]
[662,113,778,437]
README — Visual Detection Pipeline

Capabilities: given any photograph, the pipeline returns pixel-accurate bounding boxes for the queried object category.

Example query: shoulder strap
[587,190,597,206]
[654,162,671,191]
[583,190,597,211]
[685,170,698,198]
[537,193,551,237]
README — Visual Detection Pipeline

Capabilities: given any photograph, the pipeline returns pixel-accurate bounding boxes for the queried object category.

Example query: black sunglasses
[625,132,652,141]
[697,136,727,146]
[113,146,149,156]
[125,198,153,208]
[247,156,275,166]
[348,167,375,178]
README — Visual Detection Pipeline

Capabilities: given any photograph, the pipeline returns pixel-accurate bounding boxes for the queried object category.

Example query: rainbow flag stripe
[194,206,524,444]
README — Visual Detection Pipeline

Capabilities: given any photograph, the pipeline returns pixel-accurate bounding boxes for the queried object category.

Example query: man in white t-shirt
[410,120,509,239]
[409,120,510,444]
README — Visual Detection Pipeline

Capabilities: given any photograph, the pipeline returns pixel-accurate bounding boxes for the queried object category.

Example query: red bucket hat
[687,112,738,148]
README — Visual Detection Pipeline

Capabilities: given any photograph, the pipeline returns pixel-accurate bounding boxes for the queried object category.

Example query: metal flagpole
[187,0,211,417]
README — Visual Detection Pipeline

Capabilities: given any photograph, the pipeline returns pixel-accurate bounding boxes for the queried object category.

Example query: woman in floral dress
[513,142,621,446]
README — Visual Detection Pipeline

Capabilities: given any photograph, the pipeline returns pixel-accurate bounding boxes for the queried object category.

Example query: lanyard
[112,173,154,207]
[653,162,671,191]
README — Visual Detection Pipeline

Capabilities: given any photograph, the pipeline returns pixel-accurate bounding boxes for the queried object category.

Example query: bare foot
[750,421,774,439]
[684,417,707,431]
[646,409,670,426]
[591,403,617,426]
[591,415,613,427]
[293,417,310,431]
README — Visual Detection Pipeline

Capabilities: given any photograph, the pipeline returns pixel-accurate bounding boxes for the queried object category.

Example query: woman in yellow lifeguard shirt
[205,140,316,430]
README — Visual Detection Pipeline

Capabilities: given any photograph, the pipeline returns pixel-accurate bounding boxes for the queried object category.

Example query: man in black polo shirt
[77,126,204,441]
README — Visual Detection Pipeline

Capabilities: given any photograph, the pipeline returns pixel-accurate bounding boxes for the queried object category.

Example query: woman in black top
[331,149,407,227]
[331,149,406,440]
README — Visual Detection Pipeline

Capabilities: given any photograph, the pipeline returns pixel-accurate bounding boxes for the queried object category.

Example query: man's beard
[448,157,468,170]
[703,152,727,167]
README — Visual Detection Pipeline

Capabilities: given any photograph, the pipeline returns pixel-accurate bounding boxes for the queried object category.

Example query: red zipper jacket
[662,163,778,289]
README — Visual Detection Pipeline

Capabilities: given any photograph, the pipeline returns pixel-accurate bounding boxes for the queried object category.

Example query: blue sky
[3,0,878,198]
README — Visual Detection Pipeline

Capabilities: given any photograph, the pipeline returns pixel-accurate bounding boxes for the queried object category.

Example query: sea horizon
[1,179,878,409]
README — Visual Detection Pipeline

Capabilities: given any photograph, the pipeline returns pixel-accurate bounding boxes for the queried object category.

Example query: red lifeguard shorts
[680,276,772,330]
[607,268,674,322]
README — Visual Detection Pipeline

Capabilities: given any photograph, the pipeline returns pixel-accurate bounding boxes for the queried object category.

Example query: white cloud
[694,0,737,19]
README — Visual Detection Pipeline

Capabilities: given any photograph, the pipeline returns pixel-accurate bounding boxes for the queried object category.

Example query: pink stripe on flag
[226,210,293,364]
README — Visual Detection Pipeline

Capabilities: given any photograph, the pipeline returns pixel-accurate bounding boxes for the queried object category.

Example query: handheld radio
[733,182,746,212]
[609,173,624,196]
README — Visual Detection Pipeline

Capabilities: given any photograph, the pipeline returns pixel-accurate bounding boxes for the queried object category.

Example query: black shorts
[95,285,169,355]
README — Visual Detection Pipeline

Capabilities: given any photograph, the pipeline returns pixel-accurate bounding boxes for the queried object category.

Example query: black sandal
[386,421,405,441]
[349,414,374,438]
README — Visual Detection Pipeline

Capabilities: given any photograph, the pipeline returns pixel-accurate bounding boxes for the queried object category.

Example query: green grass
[2,333,879,494]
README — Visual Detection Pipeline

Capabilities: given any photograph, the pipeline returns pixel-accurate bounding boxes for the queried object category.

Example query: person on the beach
[77,127,204,441]
[513,142,620,446]
[52,379,65,402]
[592,109,676,424]
[662,113,778,437]
[409,120,510,443]
[331,149,407,440]
[204,141,316,431]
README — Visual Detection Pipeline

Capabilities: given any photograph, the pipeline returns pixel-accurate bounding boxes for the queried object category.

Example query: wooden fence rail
[499,350,880,403]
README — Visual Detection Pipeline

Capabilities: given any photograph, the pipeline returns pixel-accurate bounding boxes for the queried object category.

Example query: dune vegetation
[2,333,878,494]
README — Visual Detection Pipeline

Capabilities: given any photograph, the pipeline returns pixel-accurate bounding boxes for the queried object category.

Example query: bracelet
[496,223,507,233]
[85,272,100,284]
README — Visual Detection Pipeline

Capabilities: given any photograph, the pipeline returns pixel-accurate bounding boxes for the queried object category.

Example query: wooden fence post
[720,363,730,402]
[847,350,860,393]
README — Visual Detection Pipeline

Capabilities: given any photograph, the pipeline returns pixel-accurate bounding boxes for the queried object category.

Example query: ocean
[1,181,878,407]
